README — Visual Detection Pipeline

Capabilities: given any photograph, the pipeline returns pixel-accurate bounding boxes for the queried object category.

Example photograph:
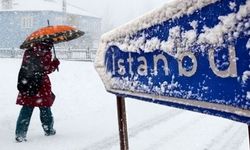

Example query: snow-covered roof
[1,0,99,18]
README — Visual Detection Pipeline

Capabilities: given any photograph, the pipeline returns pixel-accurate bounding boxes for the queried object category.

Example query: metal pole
[116,96,129,150]
[248,125,250,150]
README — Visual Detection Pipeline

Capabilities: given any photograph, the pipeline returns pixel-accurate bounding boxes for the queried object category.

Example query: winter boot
[15,136,27,142]
[45,129,56,136]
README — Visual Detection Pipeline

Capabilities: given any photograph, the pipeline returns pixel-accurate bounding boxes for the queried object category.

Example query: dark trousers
[15,106,54,138]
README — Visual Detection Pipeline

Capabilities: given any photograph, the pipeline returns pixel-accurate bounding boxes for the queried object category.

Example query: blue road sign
[95,0,250,124]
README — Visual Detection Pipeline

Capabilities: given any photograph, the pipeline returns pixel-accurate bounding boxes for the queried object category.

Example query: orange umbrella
[20,25,84,49]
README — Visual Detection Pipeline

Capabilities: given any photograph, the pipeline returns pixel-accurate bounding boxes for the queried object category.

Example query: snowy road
[0,58,248,150]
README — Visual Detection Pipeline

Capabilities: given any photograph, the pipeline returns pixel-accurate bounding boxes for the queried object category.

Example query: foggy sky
[67,0,167,32]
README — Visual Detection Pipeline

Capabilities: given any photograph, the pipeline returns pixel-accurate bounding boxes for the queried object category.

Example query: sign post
[116,96,129,150]
[95,0,250,149]
[249,126,250,149]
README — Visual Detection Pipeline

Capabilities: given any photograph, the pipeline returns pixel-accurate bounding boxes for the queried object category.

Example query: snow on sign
[95,0,250,124]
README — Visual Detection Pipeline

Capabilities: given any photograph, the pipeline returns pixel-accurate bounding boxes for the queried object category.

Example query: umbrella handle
[52,45,59,72]
[52,45,57,58]
[56,64,59,72]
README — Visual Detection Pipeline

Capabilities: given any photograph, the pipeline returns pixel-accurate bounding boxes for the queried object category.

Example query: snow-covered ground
[0,58,249,150]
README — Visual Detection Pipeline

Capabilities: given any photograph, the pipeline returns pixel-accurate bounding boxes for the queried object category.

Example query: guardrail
[0,48,97,61]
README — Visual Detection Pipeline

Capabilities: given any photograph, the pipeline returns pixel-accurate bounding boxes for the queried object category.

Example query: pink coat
[16,45,59,107]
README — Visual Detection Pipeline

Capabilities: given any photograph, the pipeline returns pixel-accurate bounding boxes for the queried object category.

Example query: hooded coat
[16,43,60,107]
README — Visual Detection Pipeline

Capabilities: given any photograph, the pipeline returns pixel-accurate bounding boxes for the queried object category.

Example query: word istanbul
[110,47,237,78]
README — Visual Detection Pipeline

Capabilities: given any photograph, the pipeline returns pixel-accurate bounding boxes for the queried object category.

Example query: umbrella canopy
[20,25,85,49]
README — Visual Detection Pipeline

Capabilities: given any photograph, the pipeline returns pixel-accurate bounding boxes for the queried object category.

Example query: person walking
[15,41,60,142]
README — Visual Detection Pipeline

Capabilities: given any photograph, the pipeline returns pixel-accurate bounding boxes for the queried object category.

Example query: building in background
[0,0,102,61]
